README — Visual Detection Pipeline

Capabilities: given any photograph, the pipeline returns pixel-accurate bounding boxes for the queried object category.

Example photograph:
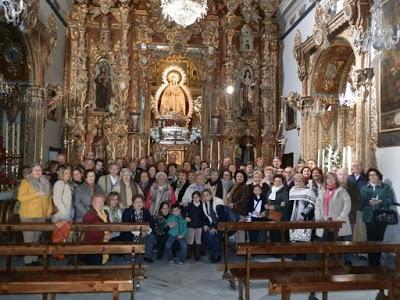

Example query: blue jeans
[165,236,187,262]
[203,230,221,257]
[144,233,155,258]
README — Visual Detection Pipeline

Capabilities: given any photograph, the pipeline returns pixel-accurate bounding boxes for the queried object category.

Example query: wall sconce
[296,125,301,136]
[129,111,140,133]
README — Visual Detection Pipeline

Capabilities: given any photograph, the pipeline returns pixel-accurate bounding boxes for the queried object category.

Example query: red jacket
[82,209,109,243]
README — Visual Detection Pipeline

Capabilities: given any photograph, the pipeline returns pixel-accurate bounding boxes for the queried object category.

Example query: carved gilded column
[260,1,280,161]
[24,87,46,164]
[65,0,88,163]
[363,68,376,168]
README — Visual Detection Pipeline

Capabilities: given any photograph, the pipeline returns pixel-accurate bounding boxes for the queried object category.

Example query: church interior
[1,0,400,299]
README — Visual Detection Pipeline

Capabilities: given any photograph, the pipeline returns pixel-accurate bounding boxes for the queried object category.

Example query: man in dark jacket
[348,160,367,191]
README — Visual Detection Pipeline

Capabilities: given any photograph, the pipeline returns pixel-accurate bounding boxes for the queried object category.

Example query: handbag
[267,209,282,221]
[373,209,398,225]
[289,228,312,242]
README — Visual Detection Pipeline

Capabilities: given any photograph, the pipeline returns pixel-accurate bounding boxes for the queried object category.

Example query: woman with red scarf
[315,172,352,241]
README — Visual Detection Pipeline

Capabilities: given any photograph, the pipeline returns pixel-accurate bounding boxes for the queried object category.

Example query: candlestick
[328,146,332,171]
[317,149,321,168]
[217,140,220,168]
[342,147,346,169]
[4,122,8,154]
[11,123,15,155]
[16,123,20,155]
[131,138,135,159]
[147,136,150,156]
[139,138,142,158]
[112,142,116,161]
[200,140,203,159]
[347,146,352,173]
[209,140,213,167]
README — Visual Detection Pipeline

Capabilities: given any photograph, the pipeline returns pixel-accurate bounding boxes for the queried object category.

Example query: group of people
[17,151,395,267]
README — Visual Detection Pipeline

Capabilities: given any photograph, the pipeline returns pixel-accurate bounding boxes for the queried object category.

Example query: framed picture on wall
[286,103,297,131]
[378,0,400,146]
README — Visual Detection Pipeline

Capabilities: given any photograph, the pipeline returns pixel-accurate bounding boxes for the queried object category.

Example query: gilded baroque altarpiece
[63,0,281,165]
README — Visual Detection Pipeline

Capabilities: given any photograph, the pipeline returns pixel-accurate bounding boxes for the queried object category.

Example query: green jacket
[166,214,188,238]
[361,182,395,223]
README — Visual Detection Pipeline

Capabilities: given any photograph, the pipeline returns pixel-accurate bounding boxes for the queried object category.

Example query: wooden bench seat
[235,242,400,300]
[0,269,134,293]
[0,242,145,300]
[217,221,344,288]
[269,273,398,300]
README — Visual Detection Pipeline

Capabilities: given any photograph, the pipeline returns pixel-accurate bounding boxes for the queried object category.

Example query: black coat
[184,202,205,228]
[207,179,224,199]
[172,181,191,204]
[246,194,268,221]
[119,207,154,241]
[266,187,289,221]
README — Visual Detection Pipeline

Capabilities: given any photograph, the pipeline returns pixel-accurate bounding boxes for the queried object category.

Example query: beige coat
[315,186,352,237]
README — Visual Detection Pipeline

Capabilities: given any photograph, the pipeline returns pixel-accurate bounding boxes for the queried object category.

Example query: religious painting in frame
[378,0,400,146]
[286,103,297,131]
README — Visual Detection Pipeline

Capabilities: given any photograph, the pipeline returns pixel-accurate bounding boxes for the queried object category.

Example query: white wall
[37,0,69,162]
[376,147,400,202]
[279,1,316,164]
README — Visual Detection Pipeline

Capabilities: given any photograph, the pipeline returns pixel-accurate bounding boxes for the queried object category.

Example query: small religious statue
[160,71,186,116]
[95,62,114,112]
[240,69,256,116]
[91,127,108,161]
[47,85,64,121]
[239,129,256,164]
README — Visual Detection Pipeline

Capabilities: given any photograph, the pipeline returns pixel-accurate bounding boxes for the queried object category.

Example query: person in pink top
[314,172,352,241]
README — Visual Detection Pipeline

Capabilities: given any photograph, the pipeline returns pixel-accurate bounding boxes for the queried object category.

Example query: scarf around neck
[269,185,283,201]
[323,184,337,218]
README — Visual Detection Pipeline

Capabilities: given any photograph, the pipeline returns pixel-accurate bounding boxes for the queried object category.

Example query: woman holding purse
[361,168,395,266]
[265,174,289,242]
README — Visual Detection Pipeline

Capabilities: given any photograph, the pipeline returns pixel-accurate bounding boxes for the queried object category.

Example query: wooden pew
[0,222,150,272]
[0,242,145,300]
[237,241,400,300]
[217,221,344,287]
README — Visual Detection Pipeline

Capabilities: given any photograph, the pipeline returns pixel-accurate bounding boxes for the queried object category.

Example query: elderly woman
[288,174,316,242]
[18,163,52,266]
[248,170,271,197]
[52,166,74,222]
[82,193,111,265]
[262,166,275,187]
[74,169,102,222]
[112,168,143,209]
[361,168,395,266]
[145,172,176,216]
[315,172,352,241]
[138,171,151,197]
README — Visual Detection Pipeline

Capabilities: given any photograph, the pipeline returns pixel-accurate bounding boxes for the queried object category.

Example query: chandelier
[0,0,27,30]
[352,0,400,53]
[338,82,357,107]
[161,0,208,28]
